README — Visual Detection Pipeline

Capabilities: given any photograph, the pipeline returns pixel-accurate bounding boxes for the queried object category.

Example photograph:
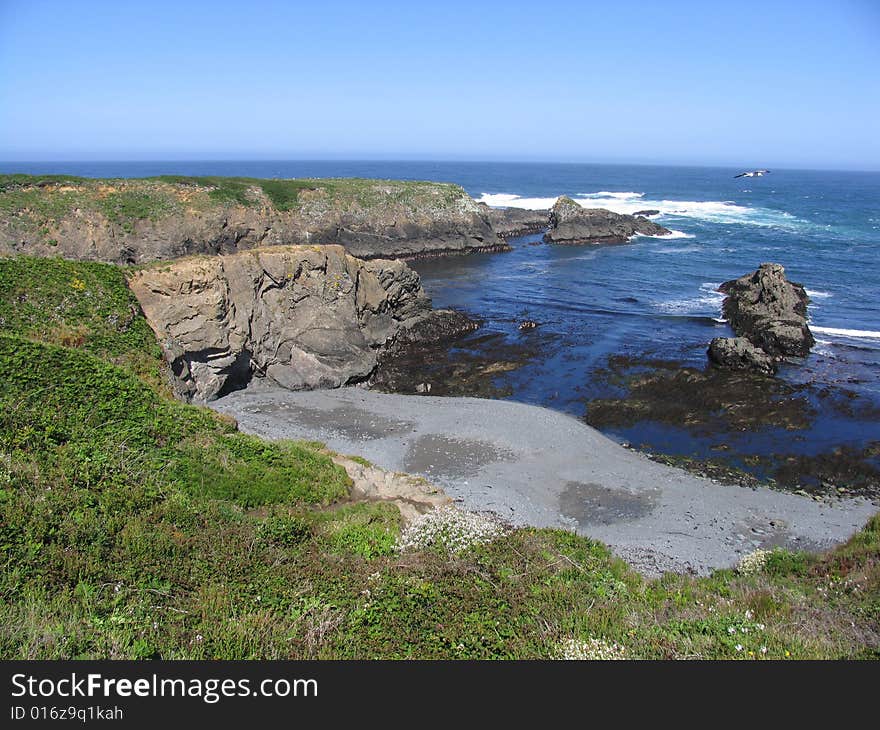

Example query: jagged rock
[719,263,814,358]
[479,203,549,238]
[708,337,777,375]
[633,209,660,217]
[128,245,467,401]
[543,196,670,245]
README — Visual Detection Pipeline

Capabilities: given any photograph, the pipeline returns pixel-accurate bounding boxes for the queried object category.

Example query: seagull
[734,169,770,178]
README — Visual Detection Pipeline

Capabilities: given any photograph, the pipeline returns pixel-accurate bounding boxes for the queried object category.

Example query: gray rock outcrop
[707,337,777,375]
[708,263,815,374]
[128,245,468,401]
[543,196,671,245]
[478,204,549,238]
[719,263,814,358]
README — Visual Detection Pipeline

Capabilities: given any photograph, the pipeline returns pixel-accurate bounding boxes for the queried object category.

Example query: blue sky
[1,0,879,168]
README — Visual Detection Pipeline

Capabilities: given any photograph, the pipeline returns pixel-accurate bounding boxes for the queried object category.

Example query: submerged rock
[719,263,815,358]
[128,244,469,401]
[543,196,670,245]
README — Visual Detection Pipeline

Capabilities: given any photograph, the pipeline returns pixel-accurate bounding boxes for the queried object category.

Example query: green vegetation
[0,256,164,387]
[0,174,468,234]
[1,254,878,659]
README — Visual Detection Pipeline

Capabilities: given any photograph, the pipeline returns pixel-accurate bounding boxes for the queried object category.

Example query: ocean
[4,160,879,487]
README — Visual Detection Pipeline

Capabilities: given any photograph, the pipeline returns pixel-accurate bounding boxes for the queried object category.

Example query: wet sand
[212,383,878,577]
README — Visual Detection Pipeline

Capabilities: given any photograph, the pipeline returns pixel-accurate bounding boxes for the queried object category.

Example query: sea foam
[476,191,809,230]
[653,282,725,316]
[811,326,880,340]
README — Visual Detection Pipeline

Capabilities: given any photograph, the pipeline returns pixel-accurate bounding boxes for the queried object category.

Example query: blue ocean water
[5,160,880,478]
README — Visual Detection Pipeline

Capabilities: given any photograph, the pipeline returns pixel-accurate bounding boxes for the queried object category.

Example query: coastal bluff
[0,174,506,263]
[129,245,474,402]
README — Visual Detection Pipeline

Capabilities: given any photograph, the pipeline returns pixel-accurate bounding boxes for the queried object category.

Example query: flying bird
[734,169,770,178]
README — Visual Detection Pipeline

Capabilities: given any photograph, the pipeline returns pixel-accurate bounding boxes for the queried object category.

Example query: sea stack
[708,262,815,374]
[543,195,670,245]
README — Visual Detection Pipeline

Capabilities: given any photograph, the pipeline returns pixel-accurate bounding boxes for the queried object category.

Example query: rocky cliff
[128,245,472,401]
[478,203,550,238]
[0,174,507,263]
[543,196,670,245]
[708,263,815,374]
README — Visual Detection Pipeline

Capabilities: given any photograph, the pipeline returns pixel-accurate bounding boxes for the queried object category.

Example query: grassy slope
[0,174,467,237]
[0,255,878,660]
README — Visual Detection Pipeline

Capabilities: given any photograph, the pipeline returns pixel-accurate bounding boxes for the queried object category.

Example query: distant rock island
[543,196,670,245]
[480,196,671,244]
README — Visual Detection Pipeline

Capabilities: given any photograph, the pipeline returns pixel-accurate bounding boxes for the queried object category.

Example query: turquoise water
[4,160,879,481]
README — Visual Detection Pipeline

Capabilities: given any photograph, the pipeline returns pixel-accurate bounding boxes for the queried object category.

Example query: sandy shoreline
[212,384,878,577]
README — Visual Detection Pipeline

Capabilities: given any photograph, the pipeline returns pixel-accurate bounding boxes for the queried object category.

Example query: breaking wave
[476,190,810,230]
[811,326,880,340]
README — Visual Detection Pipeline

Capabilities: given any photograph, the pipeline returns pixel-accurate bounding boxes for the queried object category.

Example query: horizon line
[2,158,879,174]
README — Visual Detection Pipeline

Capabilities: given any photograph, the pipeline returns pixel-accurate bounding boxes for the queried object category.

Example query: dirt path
[212,384,878,577]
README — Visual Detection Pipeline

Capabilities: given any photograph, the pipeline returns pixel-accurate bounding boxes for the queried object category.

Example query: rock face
[709,263,814,374]
[543,196,670,245]
[128,245,470,401]
[478,204,549,238]
[0,176,508,263]
[707,337,777,375]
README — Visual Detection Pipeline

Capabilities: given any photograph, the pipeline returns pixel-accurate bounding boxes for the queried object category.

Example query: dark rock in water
[518,320,538,331]
[633,209,660,217]
[543,196,671,245]
[708,337,776,375]
[719,263,814,358]
[384,309,480,356]
[479,203,549,239]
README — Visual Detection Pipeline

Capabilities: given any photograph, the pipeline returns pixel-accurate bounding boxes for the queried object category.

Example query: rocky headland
[708,263,815,374]
[0,174,507,263]
[128,245,477,402]
[543,195,671,245]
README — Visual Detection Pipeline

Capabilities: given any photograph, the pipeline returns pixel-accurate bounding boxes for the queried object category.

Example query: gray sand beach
[212,384,878,577]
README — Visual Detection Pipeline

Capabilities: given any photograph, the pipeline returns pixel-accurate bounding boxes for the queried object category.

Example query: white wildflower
[736,549,772,575]
[396,506,504,554]
[760,646,768,654]
[735,644,743,652]
[557,637,627,661]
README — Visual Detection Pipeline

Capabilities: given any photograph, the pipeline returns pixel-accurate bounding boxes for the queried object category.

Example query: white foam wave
[634,229,695,240]
[578,191,644,200]
[811,326,880,340]
[806,289,832,299]
[655,246,703,255]
[654,282,725,315]
[475,191,808,230]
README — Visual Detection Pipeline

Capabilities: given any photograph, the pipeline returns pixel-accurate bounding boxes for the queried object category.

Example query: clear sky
[1,0,879,169]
